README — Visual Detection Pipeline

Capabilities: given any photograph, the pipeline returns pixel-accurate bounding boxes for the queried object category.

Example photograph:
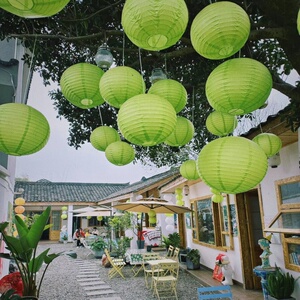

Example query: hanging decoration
[97,216,103,221]
[61,206,68,220]
[197,136,268,194]
[87,216,92,220]
[165,216,175,232]
[148,209,156,225]
[164,117,194,147]
[121,0,188,51]
[105,141,135,166]
[206,58,273,115]
[180,160,200,180]
[117,94,177,146]
[14,198,25,206]
[190,1,250,60]
[0,103,50,156]
[211,194,223,203]
[298,9,300,35]
[150,68,168,84]
[14,206,25,214]
[206,111,237,136]
[148,79,187,113]
[0,0,70,18]
[252,133,282,158]
[175,188,184,206]
[94,43,114,71]
[90,126,120,151]
[60,63,105,109]
[99,66,145,109]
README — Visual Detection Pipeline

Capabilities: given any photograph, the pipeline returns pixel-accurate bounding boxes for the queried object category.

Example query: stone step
[90,297,122,300]
[79,281,105,286]
[77,278,102,282]
[86,290,116,296]
[84,285,111,291]
[77,275,99,278]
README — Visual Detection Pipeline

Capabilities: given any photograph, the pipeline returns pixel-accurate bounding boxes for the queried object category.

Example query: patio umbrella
[112,197,191,214]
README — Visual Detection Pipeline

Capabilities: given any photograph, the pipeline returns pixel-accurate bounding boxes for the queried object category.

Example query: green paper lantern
[191,1,250,60]
[148,79,187,113]
[298,9,300,35]
[176,194,183,201]
[86,216,92,220]
[206,58,272,115]
[60,63,105,109]
[99,66,145,109]
[61,214,67,220]
[90,126,120,152]
[117,94,177,146]
[252,133,282,158]
[164,116,194,146]
[149,217,156,224]
[61,206,68,211]
[0,103,50,156]
[121,0,188,51]
[105,141,135,166]
[0,0,70,18]
[97,216,103,221]
[176,200,184,206]
[206,111,237,136]
[180,160,200,180]
[197,136,268,194]
[212,194,223,203]
[148,210,156,217]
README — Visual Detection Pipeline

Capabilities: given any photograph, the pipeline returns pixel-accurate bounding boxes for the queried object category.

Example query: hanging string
[138,47,144,80]
[23,35,37,104]
[122,31,125,66]
[97,106,104,126]
[192,86,195,123]
[164,54,168,75]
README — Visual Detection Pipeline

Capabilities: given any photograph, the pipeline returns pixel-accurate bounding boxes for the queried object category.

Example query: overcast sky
[15,73,168,184]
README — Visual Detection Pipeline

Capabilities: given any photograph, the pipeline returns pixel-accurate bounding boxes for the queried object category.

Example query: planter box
[268,297,295,300]
[93,249,104,258]
[186,257,200,270]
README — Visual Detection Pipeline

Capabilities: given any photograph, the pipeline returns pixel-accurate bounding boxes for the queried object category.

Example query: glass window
[51,211,61,231]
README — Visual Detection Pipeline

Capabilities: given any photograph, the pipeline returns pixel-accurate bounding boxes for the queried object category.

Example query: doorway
[235,189,264,290]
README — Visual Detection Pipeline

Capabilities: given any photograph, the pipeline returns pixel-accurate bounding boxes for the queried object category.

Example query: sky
[15,73,168,184]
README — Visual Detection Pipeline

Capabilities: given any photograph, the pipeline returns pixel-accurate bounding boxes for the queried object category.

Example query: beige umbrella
[112,197,191,214]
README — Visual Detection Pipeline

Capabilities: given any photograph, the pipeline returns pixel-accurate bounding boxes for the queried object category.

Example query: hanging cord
[97,106,104,126]
[23,35,37,104]
[138,47,144,81]
[192,86,195,123]
[164,53,168,75]
[122,31,125,66]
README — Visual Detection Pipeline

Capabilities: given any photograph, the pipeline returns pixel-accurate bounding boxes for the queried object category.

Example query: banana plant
[0,206,75,298]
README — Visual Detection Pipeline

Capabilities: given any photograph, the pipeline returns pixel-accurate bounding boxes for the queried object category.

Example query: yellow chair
[142,252,163,289]
[152,261,179,300]
[172,247,180,261]
[104,248,126,279]
[166,245,174,257]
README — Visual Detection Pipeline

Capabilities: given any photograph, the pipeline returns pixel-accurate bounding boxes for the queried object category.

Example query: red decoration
[0,272,23,296]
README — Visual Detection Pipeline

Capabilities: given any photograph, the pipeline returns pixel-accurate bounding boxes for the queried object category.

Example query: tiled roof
[14,180,129,203]
[98,168,180,202]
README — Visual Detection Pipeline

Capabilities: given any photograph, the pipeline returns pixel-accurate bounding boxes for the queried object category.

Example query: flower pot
[147,245,152,252]
[93,249,104,258]
[186,257,200,270]
[137,240,145,249]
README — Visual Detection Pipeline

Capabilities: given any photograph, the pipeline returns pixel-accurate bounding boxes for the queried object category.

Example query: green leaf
[29,249,49,273]
[27,207,51,249]
[0,253,13,260]
[0,221,9,232]
[44,252,61,264]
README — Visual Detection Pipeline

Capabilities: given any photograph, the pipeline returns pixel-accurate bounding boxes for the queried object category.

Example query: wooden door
[49,210,61,241]
[236,190,263,290]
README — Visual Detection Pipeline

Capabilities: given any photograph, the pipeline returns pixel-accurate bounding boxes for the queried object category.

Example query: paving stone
[77,274,99,278]
[90,297,122,300]
[77,278,102,282]
[79,281,105,286]
[83,285,111,291]
[86,290,116,296]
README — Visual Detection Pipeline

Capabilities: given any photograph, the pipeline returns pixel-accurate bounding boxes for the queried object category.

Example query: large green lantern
[90,126,120,151]
[0,103,50,156]
[148,79,187,113]
[206,111,237,136]
[298,9,300,35]
[197,136,268,194]
[252,133,282,158]
[180,160,200,180]
[164,117,194,146]
[121,0,188,51]
[99,66,145,109]
[117,94,177,146]
[206,58,272,115]
[60,63,105,109]
[0,0,70,18]
[105,141,135,166]
[191,1,250,60]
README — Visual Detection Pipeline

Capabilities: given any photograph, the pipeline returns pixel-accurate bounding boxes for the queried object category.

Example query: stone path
[74,259,122,300]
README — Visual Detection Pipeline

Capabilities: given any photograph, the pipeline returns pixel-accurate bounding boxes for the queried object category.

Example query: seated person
[91,227,99,236]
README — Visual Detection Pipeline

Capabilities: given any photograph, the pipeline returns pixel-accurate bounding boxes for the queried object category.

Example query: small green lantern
[180,160,200,180]
[90,126,120,151]
[117,94,177,146]
[212,194,223,203]
[0,103,50,156]
[99,66,145,108]
[164,117,194,147]
[206,111,237,136]
[105,141,135,166]
[252,133,282,158]
[191,1,250,59]
[148,79,187,113]
[60,63,105,109]
[0,0,70,18]
[121,0,188,51]
[197,136,268,194]
[206,58,272,115]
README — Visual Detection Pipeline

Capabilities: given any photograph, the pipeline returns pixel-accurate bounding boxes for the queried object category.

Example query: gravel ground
[37,242,203,300]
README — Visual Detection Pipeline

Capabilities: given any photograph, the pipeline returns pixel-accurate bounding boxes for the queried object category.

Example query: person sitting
[91,227,99,236]
[75,228,85,247]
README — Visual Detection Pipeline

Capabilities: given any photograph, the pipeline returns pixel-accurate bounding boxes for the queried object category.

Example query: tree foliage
[0,0,299,167]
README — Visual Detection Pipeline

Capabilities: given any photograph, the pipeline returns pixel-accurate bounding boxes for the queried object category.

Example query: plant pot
[147,245,152,252]
[93,249,104,258]
[268,297,295,300]
[186,257,200,270]
[137,240,145,249]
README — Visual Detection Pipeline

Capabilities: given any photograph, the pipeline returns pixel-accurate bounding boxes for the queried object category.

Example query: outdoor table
[125,249,147,276]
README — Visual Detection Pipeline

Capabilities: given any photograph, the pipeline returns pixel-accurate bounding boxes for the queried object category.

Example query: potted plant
[62,234,68,244]
[266,266,297,300]
[186,249,201,270]
[90,237,107,258]
[0,206,75,299]
[162,232,181,250]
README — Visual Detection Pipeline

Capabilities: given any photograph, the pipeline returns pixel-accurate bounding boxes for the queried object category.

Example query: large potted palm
[0,207,75,299]
[90,237,107,258]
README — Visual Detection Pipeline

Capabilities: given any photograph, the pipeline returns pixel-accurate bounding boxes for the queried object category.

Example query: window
[191,195,233,249]
[265,175,300,271]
